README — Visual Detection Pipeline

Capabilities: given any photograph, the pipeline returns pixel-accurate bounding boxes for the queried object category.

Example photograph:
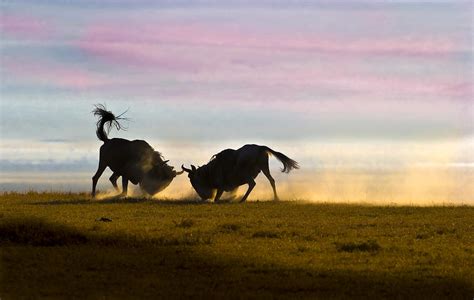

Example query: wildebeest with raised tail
[91,104,182,197]
[182,144,299,202]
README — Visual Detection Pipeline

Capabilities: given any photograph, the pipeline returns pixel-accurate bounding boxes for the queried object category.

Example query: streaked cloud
[0,13,54,39]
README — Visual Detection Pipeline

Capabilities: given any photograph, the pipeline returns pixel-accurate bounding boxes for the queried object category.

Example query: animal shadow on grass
[32,197,206,206]
[32,199,92,205]
[103,197,208,206]
[0,218,472,299]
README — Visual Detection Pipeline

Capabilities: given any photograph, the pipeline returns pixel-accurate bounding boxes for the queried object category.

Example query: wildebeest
[91,104,182,197]
[182,144,299,202]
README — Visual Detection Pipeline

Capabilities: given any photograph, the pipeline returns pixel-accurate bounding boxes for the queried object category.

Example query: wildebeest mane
[207,149,238,187]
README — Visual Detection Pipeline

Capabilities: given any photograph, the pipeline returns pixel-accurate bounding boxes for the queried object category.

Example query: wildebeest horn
[175,170,184,175]
[161,160,169,165]
[181,165,192,173]
[191,165,196,171]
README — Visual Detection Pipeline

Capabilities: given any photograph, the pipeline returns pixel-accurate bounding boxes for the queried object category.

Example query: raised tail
[92,104,127,142]
[264,146,300,173]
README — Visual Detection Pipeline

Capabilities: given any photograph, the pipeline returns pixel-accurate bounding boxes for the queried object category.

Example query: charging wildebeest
[182,144,299,202]
[91,104,182,198]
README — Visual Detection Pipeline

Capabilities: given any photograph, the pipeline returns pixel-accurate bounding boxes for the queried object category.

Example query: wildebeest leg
[214,189,224,202]
[120,176,129,197]
[109,173,120,192]
[240,179,256,203]
[92,161,107,198]
[261,164,279,201]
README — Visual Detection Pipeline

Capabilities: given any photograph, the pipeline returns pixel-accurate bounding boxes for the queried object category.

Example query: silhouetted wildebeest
[182,144,299,202]
[91,104,182,197]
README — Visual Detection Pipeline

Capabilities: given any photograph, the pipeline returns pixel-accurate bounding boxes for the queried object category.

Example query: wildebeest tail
[264,146,299,173]
[93,104,127,142]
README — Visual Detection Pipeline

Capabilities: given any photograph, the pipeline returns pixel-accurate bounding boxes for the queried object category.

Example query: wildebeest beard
[189,149,239,200]
[139,158,178,195]
[189,166,216,200]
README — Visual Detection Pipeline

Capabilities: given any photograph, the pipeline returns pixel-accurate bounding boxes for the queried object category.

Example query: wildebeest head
[181,164,214,200]
[140,160,183,195]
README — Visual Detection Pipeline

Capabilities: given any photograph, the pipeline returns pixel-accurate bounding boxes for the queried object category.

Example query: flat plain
[0,192,473,299]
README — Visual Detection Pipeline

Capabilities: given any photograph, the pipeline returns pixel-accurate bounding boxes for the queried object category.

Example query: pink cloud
[317,74,471,98]
[76,21,467,103]
[75,39,470,102]
[79,21,461,65]
[3,59,115,90]
[175,60,470,100]
[78,41,203,72]
[442,82,473,98]
[9,18,463,102]
[0,13,54,39]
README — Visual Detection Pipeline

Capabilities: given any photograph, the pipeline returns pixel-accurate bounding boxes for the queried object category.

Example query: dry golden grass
[0,192,473,298]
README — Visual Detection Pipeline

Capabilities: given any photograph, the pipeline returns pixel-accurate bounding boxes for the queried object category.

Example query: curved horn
[191,165,197,171]
[175,170,184,175]
[161,160,169,165]
[181,164,192,173]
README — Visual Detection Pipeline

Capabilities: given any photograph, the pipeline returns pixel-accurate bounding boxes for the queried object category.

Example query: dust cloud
[1,139,473,205]
[152,166,473,205]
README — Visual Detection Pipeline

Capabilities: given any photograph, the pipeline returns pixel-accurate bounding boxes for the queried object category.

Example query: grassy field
[0,192,473,299]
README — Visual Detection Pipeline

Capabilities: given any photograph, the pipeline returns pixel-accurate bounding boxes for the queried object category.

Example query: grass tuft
[252,230,280,239]
[174,219,195,228]
[335,239,381,253]
[218,223,242,233]
[154,232,213,246]
[297,245,310,253]
[416,233,431,240]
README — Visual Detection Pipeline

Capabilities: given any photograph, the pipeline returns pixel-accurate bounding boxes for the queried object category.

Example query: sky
[0,0,472,203]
